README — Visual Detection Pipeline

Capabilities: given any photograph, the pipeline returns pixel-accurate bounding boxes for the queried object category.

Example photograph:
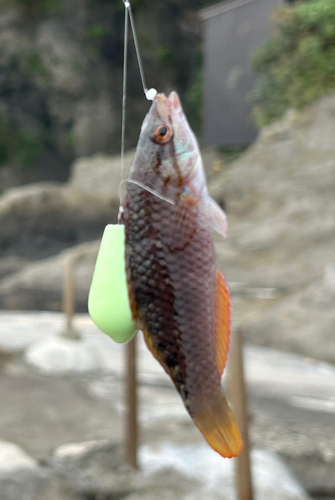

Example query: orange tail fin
[192,388,242,458]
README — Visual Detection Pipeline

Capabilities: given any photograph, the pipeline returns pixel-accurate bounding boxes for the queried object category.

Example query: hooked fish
[122,91,242,458]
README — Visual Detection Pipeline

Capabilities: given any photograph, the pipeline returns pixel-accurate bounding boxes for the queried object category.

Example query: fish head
[127,91,205,202]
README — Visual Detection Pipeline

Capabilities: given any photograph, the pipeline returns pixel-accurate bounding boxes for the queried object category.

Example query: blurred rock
[0,181,113,259]
[0,311,65,352]
[0,241,99,311]
[0,166,38,195]
[25,336,101,374]
[0,150,136,261]
[0,256,27,280]
[0,357,123,462]
[68,150,134,201]
[210,93,335,362]
[211,94,335,287]
[49,440,311,500]
[123,490,184,500]
[73,94,116,157]
[243,269,335,363]
[0,439,37,470]
[35,21,86,95]
[0,441,40,500]
[50,440,198,499]
[139,444,312,500]
[24,332,124,374]
[0,440,70,500]
[0,149,131,311]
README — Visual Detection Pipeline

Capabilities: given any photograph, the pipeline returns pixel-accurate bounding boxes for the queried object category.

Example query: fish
[122,91,242,458]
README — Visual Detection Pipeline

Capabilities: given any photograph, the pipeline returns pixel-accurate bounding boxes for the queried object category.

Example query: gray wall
[202,0,283,147]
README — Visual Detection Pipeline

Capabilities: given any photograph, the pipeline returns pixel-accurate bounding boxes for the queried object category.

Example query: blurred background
[0,0,335,499]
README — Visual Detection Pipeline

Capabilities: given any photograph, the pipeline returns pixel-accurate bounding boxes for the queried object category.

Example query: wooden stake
[227,329,254,500]
[63,256,79,339]
[125,336,138,468]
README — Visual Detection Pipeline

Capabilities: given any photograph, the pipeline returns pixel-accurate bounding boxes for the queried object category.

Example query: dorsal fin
[215,269,231,378]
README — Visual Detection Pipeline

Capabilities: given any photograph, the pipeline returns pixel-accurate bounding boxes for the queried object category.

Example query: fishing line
[124,1,157,100]
[119,1,129,213]
[127,1,147,96]
[119,0,158,219]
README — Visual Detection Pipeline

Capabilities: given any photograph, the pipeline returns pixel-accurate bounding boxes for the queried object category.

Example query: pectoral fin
[209,197,228,238]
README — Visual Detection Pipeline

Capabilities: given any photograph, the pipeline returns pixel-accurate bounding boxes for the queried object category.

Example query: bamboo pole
[125,336,138,468]
[227,329,254,500]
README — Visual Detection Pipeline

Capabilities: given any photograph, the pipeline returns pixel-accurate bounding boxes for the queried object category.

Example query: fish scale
[125,184,218,401]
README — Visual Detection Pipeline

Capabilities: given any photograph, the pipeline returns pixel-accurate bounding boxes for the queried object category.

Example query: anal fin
[215,269,231,378]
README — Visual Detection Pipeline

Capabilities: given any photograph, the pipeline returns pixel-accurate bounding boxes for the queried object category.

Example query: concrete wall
[201,0,283,147]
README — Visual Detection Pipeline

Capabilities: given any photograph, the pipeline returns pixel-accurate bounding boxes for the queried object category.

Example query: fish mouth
[155,91,182,122]
[168,91,182,112]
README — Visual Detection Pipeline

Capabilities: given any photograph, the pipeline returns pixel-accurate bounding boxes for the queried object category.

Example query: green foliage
[84,23,109,43]
[63,130,74,149]
[25,51,49,79]
[0,116,42,169]
[14,0,63,16]
[251,0,335,126]
[0,119,9,165]
[84,23,109,59]
[157,45,176,69]
[16,132,42,168]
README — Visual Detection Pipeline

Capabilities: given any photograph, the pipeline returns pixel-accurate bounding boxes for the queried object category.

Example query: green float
[88,224,137,343]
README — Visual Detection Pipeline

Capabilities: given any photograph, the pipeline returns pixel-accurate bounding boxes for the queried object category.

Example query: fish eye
[158,126,167,137]
[153,124,173,145]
